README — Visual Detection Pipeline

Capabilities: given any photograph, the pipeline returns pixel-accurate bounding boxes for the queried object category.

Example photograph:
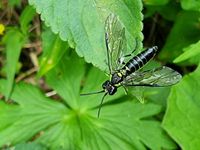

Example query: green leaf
[159,11,200,62]
[144,1,181,21]
[0,80,68,146]
[144,0,170,6]
[174,40,200,63]
[0,101,20,131]
[10,142,47,150]
[37,101,176,150]
[162,65,200,150]
[45,51,85,108]
[2,28,26,100]
[0,52,176,149]
[181,0,200,11]
[28,0,143,71]
[38,28,69,77]
[19,5,36,34]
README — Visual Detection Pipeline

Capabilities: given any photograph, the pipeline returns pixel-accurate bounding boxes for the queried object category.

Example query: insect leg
[122,85,128,95]
[124,83,159,87]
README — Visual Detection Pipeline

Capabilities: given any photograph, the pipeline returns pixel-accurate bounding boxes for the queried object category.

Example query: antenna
[97,92,108,118]
[80,90,105,96]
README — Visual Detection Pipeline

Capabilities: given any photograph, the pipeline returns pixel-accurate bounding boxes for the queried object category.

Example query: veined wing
[122,66,182,87]
[105,13,127,74]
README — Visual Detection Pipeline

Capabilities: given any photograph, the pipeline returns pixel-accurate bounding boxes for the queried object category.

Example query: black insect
[82,14,182,117]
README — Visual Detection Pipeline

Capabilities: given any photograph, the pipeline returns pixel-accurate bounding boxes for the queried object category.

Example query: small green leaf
[20,5,36,34]
[181,0,200,11]
[2,28,26,100]
[38,28,69,77]
[159,11,200,62]
[174,40,200,63]
[28,0,143,71]
[163,65,200,150]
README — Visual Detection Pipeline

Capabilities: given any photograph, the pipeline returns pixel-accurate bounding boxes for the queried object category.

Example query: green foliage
[8,0,21,7]
[0,0,200,149]
[0,52,176,150]
[28,0,143,71]
[174,40,200,63]
[143,0,170,6]
[20,5,36,34]
[158,11,200,62]
[1,5,36,100]
[144,1,181,21]
[45,51,85,107]
[0,79,68,145]
[38,28,69,77]
[181,0,200,11]
[2,28,26,100]
[163,65,200,149]
[8,143,47,150]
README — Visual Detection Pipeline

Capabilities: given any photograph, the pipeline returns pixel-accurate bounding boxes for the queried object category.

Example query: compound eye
[102,80,110,89]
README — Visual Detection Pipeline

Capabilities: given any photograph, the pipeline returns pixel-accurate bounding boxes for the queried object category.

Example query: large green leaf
[159,11,200,62]
[0,52,176,149]
[2,28,26,100]
[163,65,200,150]
[28,0,143,71]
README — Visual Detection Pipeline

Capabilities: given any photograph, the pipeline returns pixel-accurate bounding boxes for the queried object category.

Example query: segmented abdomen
[123,46,158,76]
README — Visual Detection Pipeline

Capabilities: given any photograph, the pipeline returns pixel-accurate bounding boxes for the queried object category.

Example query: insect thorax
[111,72,124,84]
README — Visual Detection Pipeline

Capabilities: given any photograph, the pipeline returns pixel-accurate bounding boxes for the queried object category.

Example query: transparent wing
[105,13,127,74]
[122,66,182,87]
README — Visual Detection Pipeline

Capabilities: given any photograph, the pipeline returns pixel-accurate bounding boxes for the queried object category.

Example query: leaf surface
[181,0,200,11]
[38,28,69,77]
[144,0,170,6]
[159,11,200,62]
[174,40,200,63]
[2,28,26,100]
[19,5,36,34]
[163,65,200,150]
[28,0,143,71]
[0,52,176,149]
